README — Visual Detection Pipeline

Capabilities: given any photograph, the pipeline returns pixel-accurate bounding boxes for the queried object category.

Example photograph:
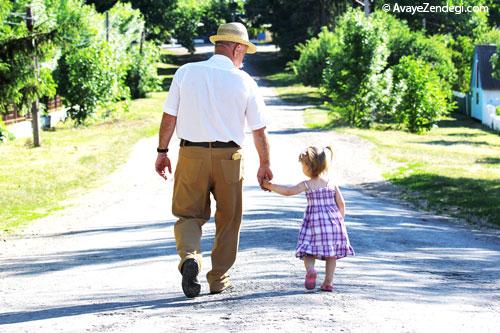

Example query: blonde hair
[298,146,333,178]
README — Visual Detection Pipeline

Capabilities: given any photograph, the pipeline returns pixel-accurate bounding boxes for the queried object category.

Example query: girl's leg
[303,255,317,290]
[304,255,315,272]
[323,257,337,286]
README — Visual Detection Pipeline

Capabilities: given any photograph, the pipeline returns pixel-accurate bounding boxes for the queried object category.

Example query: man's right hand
[155,154,172,180]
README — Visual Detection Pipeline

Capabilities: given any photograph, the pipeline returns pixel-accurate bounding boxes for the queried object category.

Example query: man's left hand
[257,165,273,191]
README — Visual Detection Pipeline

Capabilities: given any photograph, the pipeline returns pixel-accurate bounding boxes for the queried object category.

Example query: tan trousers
[172,145,243,292]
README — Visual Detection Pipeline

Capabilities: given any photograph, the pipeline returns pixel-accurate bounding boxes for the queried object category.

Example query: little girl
[263,146,354,291]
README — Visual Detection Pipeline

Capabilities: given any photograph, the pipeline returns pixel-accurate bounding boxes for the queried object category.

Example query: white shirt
[163,54,266,146]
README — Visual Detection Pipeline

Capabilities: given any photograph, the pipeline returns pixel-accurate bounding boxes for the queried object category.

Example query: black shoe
[181,259,201,298]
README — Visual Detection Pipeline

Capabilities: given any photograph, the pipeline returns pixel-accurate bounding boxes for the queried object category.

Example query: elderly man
[155,22,272,298]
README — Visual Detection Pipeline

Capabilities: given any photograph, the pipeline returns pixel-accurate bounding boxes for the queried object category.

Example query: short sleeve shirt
[163,54,266,146]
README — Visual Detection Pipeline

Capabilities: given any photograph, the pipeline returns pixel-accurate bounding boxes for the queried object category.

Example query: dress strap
[303,181,310,191]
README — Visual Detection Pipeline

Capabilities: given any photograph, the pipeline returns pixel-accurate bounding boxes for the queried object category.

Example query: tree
[373,0,492,38]
[393,56,450,133]
[55,41,125,124]
[245,0,352,58]
[290,27,338,86]
[0,0,57,116]
[322,9,390,127]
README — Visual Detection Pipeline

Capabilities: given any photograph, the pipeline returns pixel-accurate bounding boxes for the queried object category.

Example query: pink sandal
[320,283,334,292]
[304,269,317,290]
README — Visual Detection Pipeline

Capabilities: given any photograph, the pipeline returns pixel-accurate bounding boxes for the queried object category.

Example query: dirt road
[1,46,498,333]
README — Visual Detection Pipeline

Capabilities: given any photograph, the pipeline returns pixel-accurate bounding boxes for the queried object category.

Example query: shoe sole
[209,285,233,294]
[182,261,201,298]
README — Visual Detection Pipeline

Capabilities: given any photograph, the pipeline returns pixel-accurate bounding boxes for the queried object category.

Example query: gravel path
[1,47,499,333]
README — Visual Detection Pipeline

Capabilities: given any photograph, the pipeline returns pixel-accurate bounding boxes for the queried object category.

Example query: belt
[180,139,240,148]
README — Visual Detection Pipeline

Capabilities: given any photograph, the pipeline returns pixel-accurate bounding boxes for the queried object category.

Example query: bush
[0,118,14,142]
[393,56,450,133]
[291,27,338,86]
[322,9,390,127]
[125,42,161,99]
[373,11,456,95]
[55,41,129,125]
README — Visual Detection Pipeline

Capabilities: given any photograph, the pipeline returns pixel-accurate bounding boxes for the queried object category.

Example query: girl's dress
[296,181,355,260]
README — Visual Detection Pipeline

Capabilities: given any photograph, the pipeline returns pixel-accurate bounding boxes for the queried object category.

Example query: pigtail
[324,145,333,160]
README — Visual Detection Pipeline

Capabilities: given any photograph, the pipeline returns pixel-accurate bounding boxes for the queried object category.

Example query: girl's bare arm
[263,181,307,196]
[334,186,346,218]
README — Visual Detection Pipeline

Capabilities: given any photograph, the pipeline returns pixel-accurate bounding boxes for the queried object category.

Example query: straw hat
[209,22,257,54]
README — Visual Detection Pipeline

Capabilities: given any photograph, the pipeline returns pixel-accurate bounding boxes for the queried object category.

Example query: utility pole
[105,11,109,42]
[26,5,40,147]
[364,0,371,17]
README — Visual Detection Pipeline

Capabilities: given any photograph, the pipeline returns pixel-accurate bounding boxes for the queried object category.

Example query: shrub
[373,11,456,95]
[393,56,450,133]
[0,118,14,142]
[55,41,129,125]
[291,27,338,86]
[125,42,161,99]
[322,9,390,127]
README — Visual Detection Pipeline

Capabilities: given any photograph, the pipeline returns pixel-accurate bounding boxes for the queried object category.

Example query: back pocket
[175,155,203,184]
[220,159,243,184]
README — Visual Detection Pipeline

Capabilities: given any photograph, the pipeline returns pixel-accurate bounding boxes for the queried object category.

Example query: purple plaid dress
[296,182,355,260]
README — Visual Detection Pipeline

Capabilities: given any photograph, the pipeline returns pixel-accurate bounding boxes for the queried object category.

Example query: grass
[0,50,182,232]
[344,114,500,226]
[0,93,166,232]
[254,54,500,226]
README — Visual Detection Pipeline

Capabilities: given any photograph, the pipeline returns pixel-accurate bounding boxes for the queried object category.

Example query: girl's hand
[262,179,273,190]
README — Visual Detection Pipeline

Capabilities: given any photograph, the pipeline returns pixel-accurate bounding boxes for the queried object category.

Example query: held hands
[155,153,172,180]
[262,179,273,191]
[257,164,273,192]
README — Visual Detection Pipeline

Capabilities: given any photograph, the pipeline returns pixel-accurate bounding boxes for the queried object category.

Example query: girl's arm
[263,180,307,196]
[334,186,346,218]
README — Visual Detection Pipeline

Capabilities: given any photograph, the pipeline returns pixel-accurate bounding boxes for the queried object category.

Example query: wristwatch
[157,147,168,153]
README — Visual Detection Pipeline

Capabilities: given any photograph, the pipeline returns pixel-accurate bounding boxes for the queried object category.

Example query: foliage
[173,3,203,53]
[449,35,474,92]
[0,0,58,115]
[322,9,390,128]
[0,118,14,142]
[393,56,450,133]
[170,0,245,53]
[372,11,456,94]
[373,0,492,38]
[245,0,351,58]
[492,47,500,81]
[198,0,245,37]
[85,0,177,42]
[125,41,161,98]
[55,41,127,124]
[290,27,338,87]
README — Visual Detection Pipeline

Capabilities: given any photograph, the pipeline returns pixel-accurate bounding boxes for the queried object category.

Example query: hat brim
[209,35,257,54]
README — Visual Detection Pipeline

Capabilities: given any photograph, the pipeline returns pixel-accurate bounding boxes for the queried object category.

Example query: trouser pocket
[175,155,204,184]
[220,159,243,184]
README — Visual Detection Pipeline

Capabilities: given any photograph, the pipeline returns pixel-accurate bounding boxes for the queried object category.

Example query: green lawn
[0,50,182,232]
[0,92,166,231]
[252,53,500,226]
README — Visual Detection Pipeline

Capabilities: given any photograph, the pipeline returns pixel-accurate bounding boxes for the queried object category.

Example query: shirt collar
[209,54,235,69]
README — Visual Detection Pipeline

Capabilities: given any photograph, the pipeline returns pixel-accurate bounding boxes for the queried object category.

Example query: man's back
[164,54,265,146]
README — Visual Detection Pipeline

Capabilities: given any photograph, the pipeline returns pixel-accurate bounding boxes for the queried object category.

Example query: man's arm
[252,127,273,188]
[155,113,177,180]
